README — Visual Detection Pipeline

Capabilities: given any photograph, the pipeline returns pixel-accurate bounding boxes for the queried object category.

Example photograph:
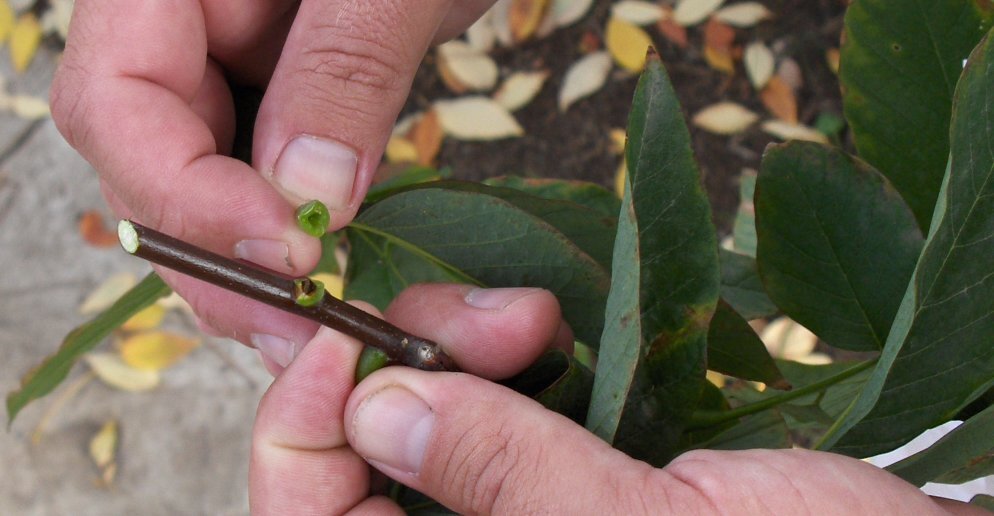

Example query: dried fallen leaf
[611,0,666,26]
[493,70,549,111]
[558,50,612,111]
[656,9,689,48]
[490,0,515,47]
[606,17,654,72]
[744,41,775,89]
[760,76,798,124]
[9,13,41,72]
[39,0,72,40]
[78,210,119,248]
[777,58,804,91]
[0,0,14,43]
[80,273,138,315]
[826,47,840,75]
[437,40,499,93]
[703,18,736,74]
[608,128,627,155]
[614,159,627,198]
[673,0,725,26]
[85,352,161,392]
[311,272,345,300]
[407,109,444,165]
[385,135,419,164]
[714,2,772,27]
[120,304,167,332]
[760,317,818,361]
[692,102,758,135]
[509,0,550,42]
[551,0,594,28]
[9,94,50,119]
[119,331,199,371]
[435,96,524,140]
[89,420,118,469]
[761,120,829,144]
[464,11,497,52]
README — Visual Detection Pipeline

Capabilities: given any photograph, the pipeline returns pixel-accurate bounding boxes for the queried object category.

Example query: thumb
[343,368,669,514]
[251,0,454,230]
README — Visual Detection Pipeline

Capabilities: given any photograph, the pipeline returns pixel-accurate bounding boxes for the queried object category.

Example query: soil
[403,0,850,233]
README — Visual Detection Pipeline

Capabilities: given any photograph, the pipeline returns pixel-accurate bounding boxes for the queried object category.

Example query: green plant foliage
[731,170,757,256]
[586,52,720,465]
[840,0,994,228]
[706,300,787,387]
[364,165,447,204]
[718,249,777,320]
[500,349,594,425]
[482,176,622,218]
[756,142,923,351]
[823,30,994,457]
[698,410,790,451]
[346,186,611,346]
[886,404,994,486]
[971,495,994,511]
[6,273,171,425]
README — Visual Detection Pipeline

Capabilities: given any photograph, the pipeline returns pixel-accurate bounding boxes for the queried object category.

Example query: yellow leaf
[79,273,137,315]
[311,272,344,300]
[119,331,199,371]
[0,0,15,43]
[120,304,167,332]
[606,17,653,72]
[608,128,627,155]
[385,135,419,164]
[85,353,160,392]
[703,45,735,74]
[9,13,41,72]
[89,420,118,469]
[706,370,727,388]
[509,0,550,42]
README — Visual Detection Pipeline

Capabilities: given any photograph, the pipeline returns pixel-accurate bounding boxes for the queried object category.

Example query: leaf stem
[116,220,456,372]
[686,360,876,430]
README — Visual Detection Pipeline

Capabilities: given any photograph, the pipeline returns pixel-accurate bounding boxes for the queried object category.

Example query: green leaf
[707,300,788,387]
[886,404,994,486]
[697,410,791,451]
[500,349,594,425]
[6,272,171,425]
[756,142,923,351]
[482,176,622,218]
[347,187,611,345]
[719,249,777,320]
[310,231,342,275]
[840,0,994,228]
[364,165,446,204]
[586,53,720,465]
[971,495,994,511]
[822,32,994,456]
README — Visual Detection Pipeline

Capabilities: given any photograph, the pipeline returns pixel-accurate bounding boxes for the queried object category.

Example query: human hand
[49,0,495,358]
[250,284,979,515]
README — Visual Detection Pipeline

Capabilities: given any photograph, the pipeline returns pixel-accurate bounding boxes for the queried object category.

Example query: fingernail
[352,386,433,474]
[251,333,298,368]
[234,239,293,272]
[464,287,541,310]
[272,135,357,211]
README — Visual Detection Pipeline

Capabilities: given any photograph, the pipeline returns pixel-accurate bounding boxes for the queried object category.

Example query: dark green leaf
[697,410,791,451]
[482,176,622,218]
[501,349,593,425]
[707,300,787,387]
[586,53,720,465]
[823,30,994,457]
[6,272,171,425]
[887,404,994,486]
[970,495,994,511]
[347,187,611,345]
[364,165,446,204]
[756,142,923,351]
[840,0,994,228]
[678,380,734,449]
[719,249,777,320]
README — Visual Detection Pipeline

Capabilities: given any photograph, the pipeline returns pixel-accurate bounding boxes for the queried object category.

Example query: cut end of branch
[118,220,139,254]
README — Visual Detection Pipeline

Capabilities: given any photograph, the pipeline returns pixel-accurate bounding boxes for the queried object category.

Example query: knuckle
[293,29,408,107]
[439,420,539,515]
[49,62,94,150]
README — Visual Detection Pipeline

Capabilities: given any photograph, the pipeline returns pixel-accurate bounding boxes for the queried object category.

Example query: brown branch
[117,220,456,372]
